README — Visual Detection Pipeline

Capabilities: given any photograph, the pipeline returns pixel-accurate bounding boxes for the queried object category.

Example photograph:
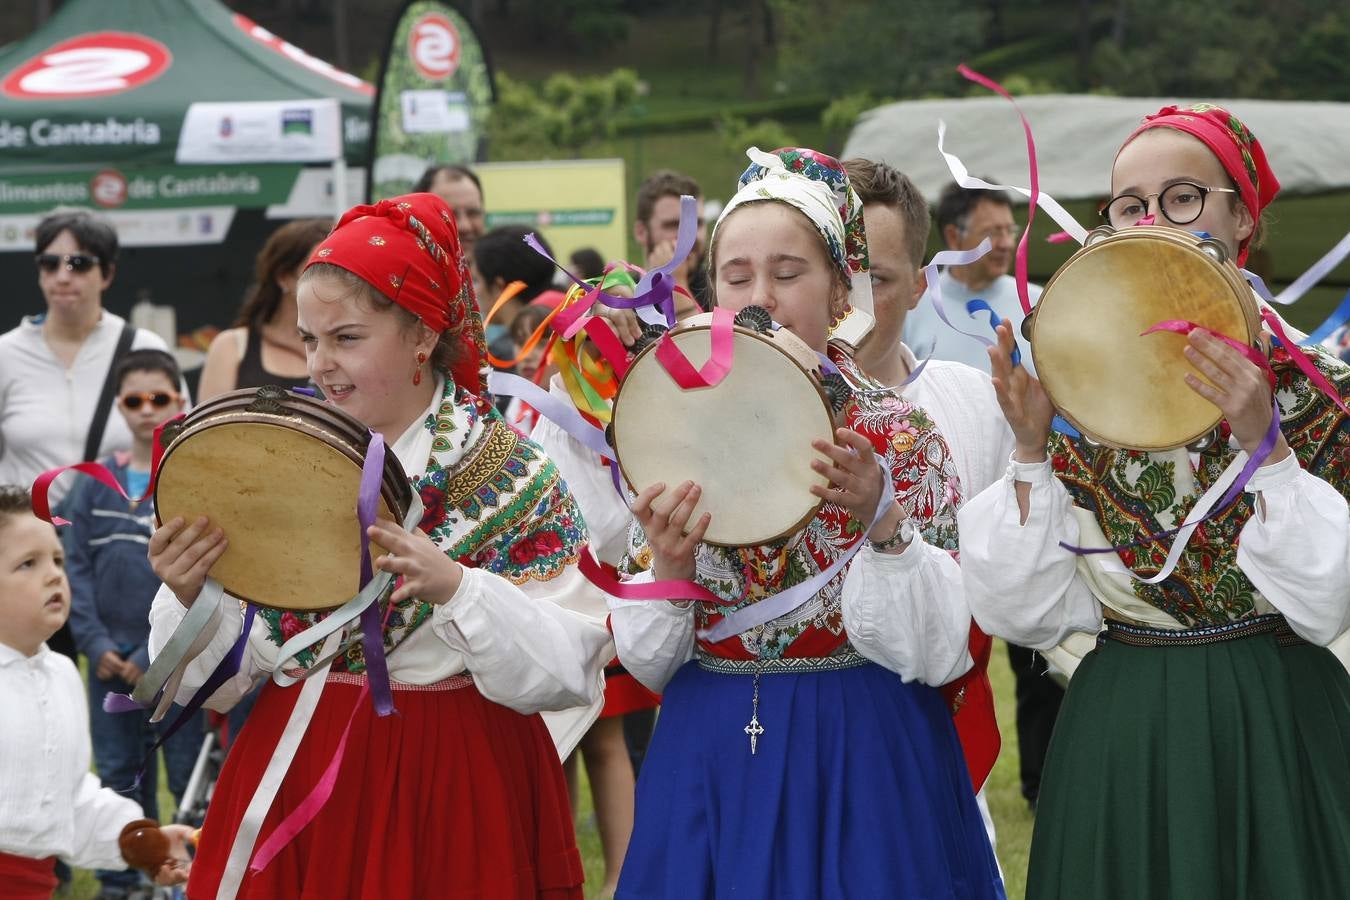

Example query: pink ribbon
[652,306,735,389]
[1262,309,1350,416]
[577,549,726,605]
[957,64,1040,316]
[1140,320,1268,368]
[248,684,369,875]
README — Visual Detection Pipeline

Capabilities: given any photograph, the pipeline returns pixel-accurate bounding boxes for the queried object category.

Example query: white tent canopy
[842,95,1350,204]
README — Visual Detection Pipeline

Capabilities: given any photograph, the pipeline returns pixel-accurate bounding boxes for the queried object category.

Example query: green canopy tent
[0,0,374,339]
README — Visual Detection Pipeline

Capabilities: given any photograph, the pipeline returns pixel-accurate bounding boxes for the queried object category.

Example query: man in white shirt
[902,182,1041,375]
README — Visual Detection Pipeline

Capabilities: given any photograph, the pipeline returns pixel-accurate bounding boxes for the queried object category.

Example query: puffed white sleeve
[148,580,277,711]
[607,571,696,693]
[431,564,611,714]
[66,773,144,871]
[842,531,972,680]
[842,537,972,685]
[1237,453,1350,645]
[958,456,1103,650]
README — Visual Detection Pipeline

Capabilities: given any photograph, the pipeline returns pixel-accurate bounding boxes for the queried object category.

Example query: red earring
[412,351,427,386]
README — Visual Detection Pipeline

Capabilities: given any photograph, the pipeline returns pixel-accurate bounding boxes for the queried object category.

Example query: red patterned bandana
[1123,103,1280,265]
[306,192,488,395]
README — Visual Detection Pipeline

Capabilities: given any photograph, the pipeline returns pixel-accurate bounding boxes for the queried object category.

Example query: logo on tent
[2,32,172,99]
[409,13,461,81]
[90,169,128,209]
[281,109,314,137]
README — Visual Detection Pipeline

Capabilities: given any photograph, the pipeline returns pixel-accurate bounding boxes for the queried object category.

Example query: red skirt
[188,673,584,899]
[0,852,57,899]
[599,658,660,718]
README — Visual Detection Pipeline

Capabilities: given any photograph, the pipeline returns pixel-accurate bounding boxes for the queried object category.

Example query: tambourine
[153,385,414,611]
[1024,226,1260,451]
[609,307,847,547]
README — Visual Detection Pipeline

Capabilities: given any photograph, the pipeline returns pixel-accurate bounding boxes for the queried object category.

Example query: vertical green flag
[366,1,495,201]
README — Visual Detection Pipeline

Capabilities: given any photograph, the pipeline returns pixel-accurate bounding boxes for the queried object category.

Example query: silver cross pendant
[743,671,764,755]
[744,714,764,755]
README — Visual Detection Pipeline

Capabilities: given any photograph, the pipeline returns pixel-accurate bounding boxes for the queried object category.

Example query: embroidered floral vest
[259,380,585,672]
[1050,346,1350,627]
[625,352,962,661]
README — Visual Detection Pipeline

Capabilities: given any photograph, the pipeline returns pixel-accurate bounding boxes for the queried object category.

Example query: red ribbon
[31,414,182,525]
[577,547,728,605]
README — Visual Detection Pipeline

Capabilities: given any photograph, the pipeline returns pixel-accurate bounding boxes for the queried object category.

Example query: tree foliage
[487,68,640,159]
[1085,0,1350,100]
[769,0,987,99]
[717,114,798,159]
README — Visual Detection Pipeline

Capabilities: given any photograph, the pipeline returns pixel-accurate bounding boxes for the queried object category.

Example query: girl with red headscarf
[145,193,612,899]
[961,105,1350,896]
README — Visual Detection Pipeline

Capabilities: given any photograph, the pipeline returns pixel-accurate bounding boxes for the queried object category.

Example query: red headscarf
[305,192,488,395]
[1121,103,1280,265]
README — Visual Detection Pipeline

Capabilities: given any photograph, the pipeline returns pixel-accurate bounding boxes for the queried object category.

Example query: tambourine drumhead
[611,324,834,547]
[1030,227,1258,451]
[154,388,412,611]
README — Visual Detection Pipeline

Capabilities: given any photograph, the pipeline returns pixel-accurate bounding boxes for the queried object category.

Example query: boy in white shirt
[0,485,191,898]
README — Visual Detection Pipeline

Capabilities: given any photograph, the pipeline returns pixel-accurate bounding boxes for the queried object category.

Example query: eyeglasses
[35,253,99,274]
[1100,182,1239,228]
[118,391,180,411]
[959,224,1018,242]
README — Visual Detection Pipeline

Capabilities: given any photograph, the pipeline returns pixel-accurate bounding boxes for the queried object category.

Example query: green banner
[486,208,617,228]
[367,1,494,200]
[0,164,302,213]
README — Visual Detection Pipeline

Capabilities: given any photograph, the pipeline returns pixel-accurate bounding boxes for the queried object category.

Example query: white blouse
[0,643,141,869]
[148,384,613,753]
[958,449,1350,651]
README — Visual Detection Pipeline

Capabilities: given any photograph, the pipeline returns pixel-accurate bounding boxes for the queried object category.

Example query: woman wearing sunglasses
[960,104,1350,897]
[0,210,178,661]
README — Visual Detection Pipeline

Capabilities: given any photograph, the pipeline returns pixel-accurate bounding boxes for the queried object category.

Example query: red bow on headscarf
[305,192,488,396]
[1123,103,1280,266]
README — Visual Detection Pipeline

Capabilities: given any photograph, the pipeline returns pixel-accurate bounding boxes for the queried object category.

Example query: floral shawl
[1050,345,1350,628]
[259,379,586,672]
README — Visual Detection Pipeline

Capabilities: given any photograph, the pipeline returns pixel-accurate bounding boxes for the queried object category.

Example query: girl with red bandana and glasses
[144,194,612,899]
[962,106,1350,896]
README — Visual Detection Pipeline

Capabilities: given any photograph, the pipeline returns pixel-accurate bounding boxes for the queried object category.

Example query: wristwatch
[869,516,915,553]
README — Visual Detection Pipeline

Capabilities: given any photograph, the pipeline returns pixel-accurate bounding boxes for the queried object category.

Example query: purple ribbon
[125,604,259,788]
[1059,400,1281,584]
[358,431,395,717]
[524,194,699,328]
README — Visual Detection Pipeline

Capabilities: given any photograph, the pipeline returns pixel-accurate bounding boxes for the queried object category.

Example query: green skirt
[1027,624,1350,899]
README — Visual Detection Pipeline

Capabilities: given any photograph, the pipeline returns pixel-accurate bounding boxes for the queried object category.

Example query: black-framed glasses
[1100,182,1239,228]
[119,391,179,411]
[35,253,99,274]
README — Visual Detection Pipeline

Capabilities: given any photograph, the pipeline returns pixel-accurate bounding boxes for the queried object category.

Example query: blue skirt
[618,658,1005,899]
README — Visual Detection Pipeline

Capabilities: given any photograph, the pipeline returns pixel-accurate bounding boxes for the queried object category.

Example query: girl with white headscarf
[609,148,1003,898]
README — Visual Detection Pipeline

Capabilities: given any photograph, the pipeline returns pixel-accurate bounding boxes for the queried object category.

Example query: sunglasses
[35,253,99,274]
[119,391,180,411]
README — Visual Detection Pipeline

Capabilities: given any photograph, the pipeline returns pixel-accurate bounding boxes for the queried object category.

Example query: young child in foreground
[0,484,192,899]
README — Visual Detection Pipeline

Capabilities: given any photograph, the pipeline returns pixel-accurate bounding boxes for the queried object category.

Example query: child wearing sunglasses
[60,349,201,898]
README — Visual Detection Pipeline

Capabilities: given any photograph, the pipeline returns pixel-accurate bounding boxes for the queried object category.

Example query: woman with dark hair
[197,218,332,400]
[0,209,175,666]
